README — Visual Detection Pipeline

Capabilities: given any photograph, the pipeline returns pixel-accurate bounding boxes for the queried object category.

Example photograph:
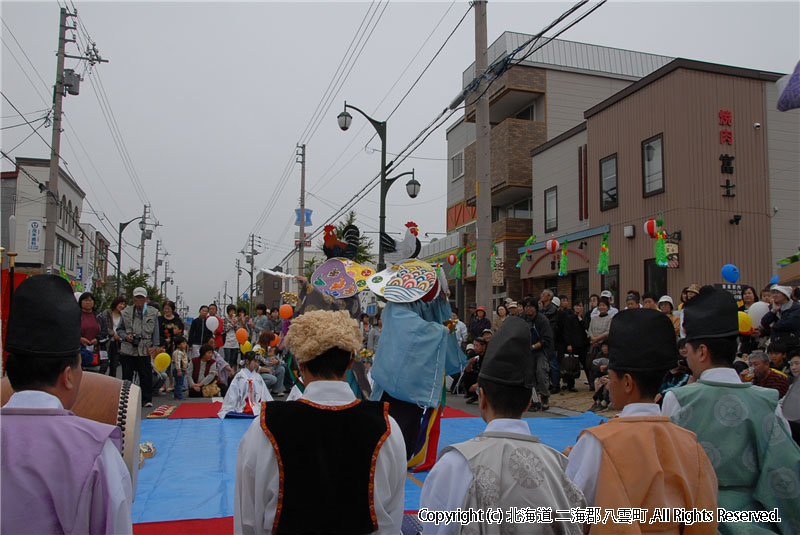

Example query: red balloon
[545,239,559,254]
[235,328,248,344]
[279,304,293,319]
[644,218,658,238]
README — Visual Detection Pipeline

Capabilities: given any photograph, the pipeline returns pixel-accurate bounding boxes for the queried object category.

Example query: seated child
[566,309,717,534]
[218,352,274,418]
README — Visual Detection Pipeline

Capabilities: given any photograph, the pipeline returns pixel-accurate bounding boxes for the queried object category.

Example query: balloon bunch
[597,233,610,275]
[558,239,569,277]
[516,235,537,268]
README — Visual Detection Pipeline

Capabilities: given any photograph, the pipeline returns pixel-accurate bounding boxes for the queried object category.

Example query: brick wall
[466,66,547,119]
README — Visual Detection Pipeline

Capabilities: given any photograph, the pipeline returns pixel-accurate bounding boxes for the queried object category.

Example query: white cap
[132,287,147,297]
[552,296,561,307]
[771,284,792,299]
[658,295,674,307]
[600,290,613,298]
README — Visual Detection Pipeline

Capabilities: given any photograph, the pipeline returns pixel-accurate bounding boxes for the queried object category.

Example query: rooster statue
[382,221,421,265]
[322,224,360,260]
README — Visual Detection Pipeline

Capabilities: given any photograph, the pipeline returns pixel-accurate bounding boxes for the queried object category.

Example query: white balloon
[747,301,769,328]
[205,316,219,332]
[74,291,82,302]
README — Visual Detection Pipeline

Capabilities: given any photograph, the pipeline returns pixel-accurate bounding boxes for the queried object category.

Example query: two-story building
[1,157,86,280]
[519,58,799,303]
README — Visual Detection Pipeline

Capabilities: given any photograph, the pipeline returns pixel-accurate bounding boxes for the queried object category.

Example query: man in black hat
[662,286,800,533]
[1,275,132,534]
[565,308,718,532]
[420,316,586,534]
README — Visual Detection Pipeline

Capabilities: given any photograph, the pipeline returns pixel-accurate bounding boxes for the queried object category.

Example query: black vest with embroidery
[260,399,390,535]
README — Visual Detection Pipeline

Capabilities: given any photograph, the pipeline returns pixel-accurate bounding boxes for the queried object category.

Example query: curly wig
[284,309,362,363]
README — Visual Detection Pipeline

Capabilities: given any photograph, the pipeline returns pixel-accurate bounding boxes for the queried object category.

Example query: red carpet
[441,405,475,418]
[168,401,222,419]
[134,516,232,534]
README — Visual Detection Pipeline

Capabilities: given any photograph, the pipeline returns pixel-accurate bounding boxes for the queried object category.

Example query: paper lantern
[644,218,658,238]
[545,238,559,254]
[447,254,457,266]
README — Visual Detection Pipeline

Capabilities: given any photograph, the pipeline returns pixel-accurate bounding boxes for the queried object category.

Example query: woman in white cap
[755,284,800,341]
[658,295,681,338]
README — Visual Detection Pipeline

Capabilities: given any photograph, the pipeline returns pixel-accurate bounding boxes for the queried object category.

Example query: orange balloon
[270,335,280,347]
[235,328,249,344]
[279,304,293,320]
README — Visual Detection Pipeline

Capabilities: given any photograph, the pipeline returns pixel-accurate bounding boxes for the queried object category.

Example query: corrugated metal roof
[463,33,674,88]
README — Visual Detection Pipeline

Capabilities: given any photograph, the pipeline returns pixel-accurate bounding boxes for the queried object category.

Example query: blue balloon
[721,264,740,284]
[769,275,778,284]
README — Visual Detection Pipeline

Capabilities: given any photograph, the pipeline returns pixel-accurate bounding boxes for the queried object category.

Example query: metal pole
[153,239,160,287]
[474,0,492,309]
[378,125,388,271]
[249,235,255,317]
[117,224,122,294]
[236,259,241,302]
[138,205,147,274]
[43,8,70,271]
[297,144,306,278]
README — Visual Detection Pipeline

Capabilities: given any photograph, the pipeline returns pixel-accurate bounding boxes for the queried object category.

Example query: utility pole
[138,204,149,274]
[474,0,492,310]
[224,280,228,305]
[296,144,306,278]
[153,239,161,287]
[43,8,74,271]
[43,7,106,272]
[236,258,241,302]
[245,234,261,317]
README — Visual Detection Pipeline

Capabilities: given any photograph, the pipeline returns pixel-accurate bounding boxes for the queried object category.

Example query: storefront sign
[27,220,41,251]
[715,283,742,301]
[719,110,736,197]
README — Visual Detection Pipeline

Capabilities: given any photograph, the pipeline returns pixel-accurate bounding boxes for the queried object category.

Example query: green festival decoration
[655,219,668,267]
[448,248,466,278]
[490,243,497,270]
[558,239,569,276]
[469,251,476,275]
[597,233,610,275]
[516,235,537,268]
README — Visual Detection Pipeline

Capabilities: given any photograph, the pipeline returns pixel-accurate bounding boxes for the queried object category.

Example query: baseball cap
[600,290,613,298]
[133,287,147,297]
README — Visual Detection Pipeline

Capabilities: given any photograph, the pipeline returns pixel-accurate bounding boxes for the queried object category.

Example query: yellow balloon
[154,352,171,372]
[240,341,252,354]
[738,311,753,334]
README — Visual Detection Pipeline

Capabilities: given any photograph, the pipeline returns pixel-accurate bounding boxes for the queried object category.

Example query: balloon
[240,341,252,354]
[769,275,778,284]
[279,304,293,320]
[73,291,82,302]
[747,301,769,327]
[721,264,740,284]
[235,328,249,344]
[738,311,753,335]
[269,335,280,347]
[205,316,219,332]
[154,352,171,372]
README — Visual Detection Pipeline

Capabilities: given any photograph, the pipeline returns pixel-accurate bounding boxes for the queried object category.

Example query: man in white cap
[117,287,160,407]
[590,290,619,318]
[756,284,800,341]
[234,310,406,535]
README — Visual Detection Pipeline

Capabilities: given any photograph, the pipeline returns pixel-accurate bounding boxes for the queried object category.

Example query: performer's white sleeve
[660,390,681,418]
[565,434,602,507]
[235,418,277,535]
[419,449,473,535]
[100,439,133,535]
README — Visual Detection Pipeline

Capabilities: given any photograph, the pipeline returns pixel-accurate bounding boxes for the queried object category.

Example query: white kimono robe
[218,368,273,419]
[234,380,407,534]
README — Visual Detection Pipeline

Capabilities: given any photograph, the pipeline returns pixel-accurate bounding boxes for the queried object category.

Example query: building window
[600,264,619,302]
[506,199,531,219]
[644,259,667,298]
[515,103,536,121]
[544,186,557,233]
[451,152,464,181]
[273,280,280,290]
[642,134,664,196]
[56,238,66,266]
[571,270,589,307]
[600,154,618,210]
[68,244,75,270]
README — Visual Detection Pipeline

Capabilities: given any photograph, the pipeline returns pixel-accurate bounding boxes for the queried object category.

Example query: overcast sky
[2,0,798,314]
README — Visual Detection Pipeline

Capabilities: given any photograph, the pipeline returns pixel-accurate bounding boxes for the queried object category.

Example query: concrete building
[519,58,799,303]
[1,157,86,279]
[254,267,285,310]
[447,35,674,310]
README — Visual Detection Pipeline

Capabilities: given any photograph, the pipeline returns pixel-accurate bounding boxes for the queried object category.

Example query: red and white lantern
[545,238,560,254]
[644,218,658,238]
[447,254,457,266]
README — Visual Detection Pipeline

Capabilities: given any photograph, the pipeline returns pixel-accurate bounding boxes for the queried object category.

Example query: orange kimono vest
[580,416,718,535]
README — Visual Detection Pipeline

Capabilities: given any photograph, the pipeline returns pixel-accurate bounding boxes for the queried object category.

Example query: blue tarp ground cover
[133,413,606,523]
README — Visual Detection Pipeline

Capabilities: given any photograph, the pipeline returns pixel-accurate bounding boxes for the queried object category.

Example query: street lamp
[337,101,420,271]
[116,216,144,295]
